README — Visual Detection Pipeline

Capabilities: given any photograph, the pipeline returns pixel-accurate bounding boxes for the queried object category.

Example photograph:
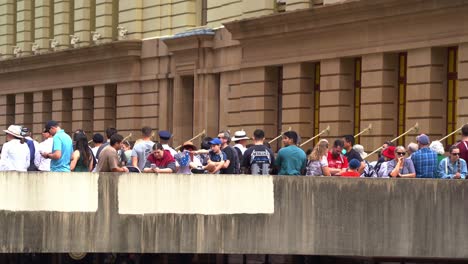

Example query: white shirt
[234,143,247,155]
[162,144,177,157]
[91,146,99,159]
[0,139,30,172]
[34,137,53,171]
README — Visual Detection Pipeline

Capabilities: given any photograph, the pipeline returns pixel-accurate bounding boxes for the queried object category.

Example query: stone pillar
[95,0,114,43]
[116,82,142,137]
[286,0,311,11]
[16,0,34,56]
[72,86,94,134]
[93,84,116,134]
[32,91,52,139]
[282,62,315,148]
[0,95,16,145]
[15,93,33,129]
[140,80,159,130]
[169,1,197,35]
[319,58,354,139]
[0,0,16,58]
[118,0,142,40]
[407,47,446,140]
[242,0,275,19]
[53,0,72,50]
[158,78,173,134]
[34,0,53,54]
[458,43,468,126]
[361,53,398,152]
[236,67,278,143]
[52,89,73,132]
[194,74,219,141]
[172,75,194,147]
[73,0,94,47]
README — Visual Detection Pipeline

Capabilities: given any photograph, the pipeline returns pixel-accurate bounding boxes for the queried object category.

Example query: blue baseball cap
[209,138,222,145]
[349,159,361,170]
[158,130,172,140]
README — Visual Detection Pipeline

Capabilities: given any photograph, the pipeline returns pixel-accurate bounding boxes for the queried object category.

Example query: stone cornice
[0,40,142,74]
[224,0,468,42]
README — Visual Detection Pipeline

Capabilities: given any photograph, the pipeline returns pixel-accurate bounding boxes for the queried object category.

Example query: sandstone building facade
[0,0,467,155]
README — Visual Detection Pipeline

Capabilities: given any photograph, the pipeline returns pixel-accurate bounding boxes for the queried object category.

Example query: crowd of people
[0,119,467,179]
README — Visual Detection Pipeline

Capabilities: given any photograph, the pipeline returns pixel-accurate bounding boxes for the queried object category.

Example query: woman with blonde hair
[306,139,331,176]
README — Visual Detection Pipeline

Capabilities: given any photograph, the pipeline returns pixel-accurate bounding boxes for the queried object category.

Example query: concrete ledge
[0,173,467,258]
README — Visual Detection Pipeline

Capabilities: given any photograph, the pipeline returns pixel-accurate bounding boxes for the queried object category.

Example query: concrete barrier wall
[0,172,467,259]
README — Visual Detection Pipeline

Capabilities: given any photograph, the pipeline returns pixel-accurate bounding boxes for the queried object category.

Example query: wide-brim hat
[382,146,396,159]
[182,140,197,150]
[231,130,250,142]
[4,125,23,138]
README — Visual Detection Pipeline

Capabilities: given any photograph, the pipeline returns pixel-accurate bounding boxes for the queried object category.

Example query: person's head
[232,130,249,146]
[73,129,86,142]
[332,139,344,157]
[416,134,430,147]
[217,131,231,146]
[158,130,172,142]
[105,128,118,140]
[449,145,461,162]
[20,127,31,138]
[309,139,329,161]
[41,128,52,140]
[282,131,298,146]
[253,129,265,142]
[462,124,468,137]
[348,159,360,171]
[44,120,60,136]
[141,126,152,138]
[92,133,104,145]
[4,125,23,142]
[394,146,407,160]
[122,140,131,151]
[201,136,213,150]
[407,142,418,155]
[209,138,222,153]
[181,141,197,152]
[429,140,445,155]
[342,135,355,149]
[75,136,91,166]
[151,142,165,159]
[353,144,367,159]
[110,133,124,150]
[381,146,396,161]
[382,141,395,150]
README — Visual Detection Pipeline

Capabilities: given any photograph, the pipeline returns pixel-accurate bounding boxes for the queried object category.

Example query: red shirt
[341,171,360,177]
[327,151,349,169]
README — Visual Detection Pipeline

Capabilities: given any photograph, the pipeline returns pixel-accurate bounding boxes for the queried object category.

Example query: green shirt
[275,145,307,175]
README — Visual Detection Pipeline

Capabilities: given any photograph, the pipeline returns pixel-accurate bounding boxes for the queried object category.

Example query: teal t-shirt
[51,129,73,172]
[275,145,307,175]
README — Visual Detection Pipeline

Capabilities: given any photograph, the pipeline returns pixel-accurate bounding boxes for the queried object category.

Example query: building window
[313,63,320,145]
[276,0,286,13]
[397,52,407,146]
[447,47,458,146]
[354,58,361,143]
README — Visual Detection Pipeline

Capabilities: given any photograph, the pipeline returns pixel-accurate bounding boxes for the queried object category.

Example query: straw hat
[182,140,197,150]
[231,130,250,142]
[3,125,23,138]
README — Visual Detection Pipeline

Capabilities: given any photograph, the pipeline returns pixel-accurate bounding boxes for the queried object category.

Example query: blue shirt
[411,147,438,178]
[275,145,307,175]
[51,129,73,172]
[438,157,467,179]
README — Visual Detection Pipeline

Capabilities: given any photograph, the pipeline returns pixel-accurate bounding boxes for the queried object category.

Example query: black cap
[44,120,59,132]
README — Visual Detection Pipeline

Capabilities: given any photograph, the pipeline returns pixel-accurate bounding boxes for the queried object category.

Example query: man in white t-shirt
[34,128,53,171]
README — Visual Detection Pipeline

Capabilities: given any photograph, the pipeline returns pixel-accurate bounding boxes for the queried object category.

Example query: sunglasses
[451,153,460,156]
[396,152,406,156]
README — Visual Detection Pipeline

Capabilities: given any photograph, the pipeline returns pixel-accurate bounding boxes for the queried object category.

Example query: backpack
[362,160,383,178]
[228,146,241,174]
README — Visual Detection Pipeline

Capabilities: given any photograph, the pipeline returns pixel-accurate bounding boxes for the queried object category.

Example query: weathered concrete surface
[0,172,468,259]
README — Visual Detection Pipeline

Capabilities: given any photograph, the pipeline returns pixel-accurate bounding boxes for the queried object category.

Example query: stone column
[361,53,398,151]
[32,91,52,139]
[319,58,354,139]
[53,0,72,50]
[73,0,94,47]
[282,62,315,149]
[72,86,94,134]
[118,0,142,40]
[286,0,311,11]
[95,0,114,43]
[0,0,16,58]
[15,93,33,129]
[242,0,275,19]
[0,94,15,145]
[34,0,53,54]
[116,82,142,137]
[236,67,278,143]
[194,73,219,140]
[140,80,159,129]
[172,75,194,148]
[16,0,34,56]
[169,1,197,35]
[158,78,173,134]
[93,84,116,134]
[52,89,73,132]
[407,47,446,140]
[458,43,468,126]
